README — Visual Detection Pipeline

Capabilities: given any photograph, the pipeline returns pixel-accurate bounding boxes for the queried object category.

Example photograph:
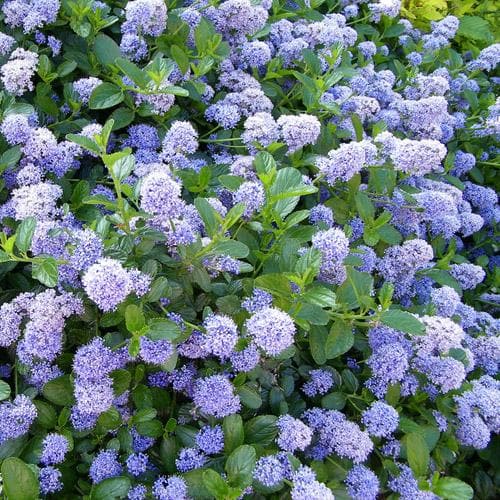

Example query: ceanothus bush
[0,0,497,498]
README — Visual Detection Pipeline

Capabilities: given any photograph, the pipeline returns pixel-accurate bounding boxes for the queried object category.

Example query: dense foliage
[0,0,498,499]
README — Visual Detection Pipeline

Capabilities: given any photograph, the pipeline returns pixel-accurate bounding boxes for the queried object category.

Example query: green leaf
[237,386,262,409]
[309,325,327,365]
[115,57,151,88]
[109,154,135,182]
[225,445,256,488]
[434,477,473,500]
[94,34,122,66]
[89,83,124,109]
[301,286,335,308]
[0,380,11,401]
[66,133,101,155]
[325,320,354,359]
[336,268,373,310]
[203,469,230,498]
[135,419,164,438]
[0,146,22,172]
[147,319,182,341]
[33,399,57,429]
[211,240,249,259]
[270,167,317,217]
[406,432,430,477]
[92,476,131,500]
[254,273,291,297]
[184,469,214,499]
[457,16,493,42]
[109,108,135,131]
[254,151,276,176]
[378,223,402,245]
[355,191,375,221]
[111,369,132,396]
[243,415,278,446]
[125,304,145,332]
[321,392,346,410]
[351,114,364,141]
[32,257,59,287]
[223,414,245,453]
[195,198,220,238]
[57,60,78,77]
[171,45,190,74]
[1,457,40,500]
[15,217,36,254]
[380,310,425,335]
[43,375,74,406]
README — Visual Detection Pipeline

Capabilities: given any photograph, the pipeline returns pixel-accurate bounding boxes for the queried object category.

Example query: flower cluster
[0,0,497,498]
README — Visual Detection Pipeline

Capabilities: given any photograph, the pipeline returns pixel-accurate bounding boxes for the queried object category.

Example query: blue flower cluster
[0,0,498,498]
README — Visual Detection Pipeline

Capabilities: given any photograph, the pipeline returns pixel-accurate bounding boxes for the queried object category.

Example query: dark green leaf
[406,432,429,477]
[1,457,40,500]
[195,198,220,238]
[16,217,36,253]
[42,375,74,406]
[32,257,59,287]
[325,320,354,359]
[380,310,425,335]
[111,369,131,396]
[336,268,373,309]
[211,240,249,259]
[147,319,182,341]
[0,380,11,401]
[243,415,278,446]
[92,476,131,500]
[321,392,346,410]
[309,325,327,365]
[225,445,256,488]
[115,57,151,88]
[33,400,57,428]
[223,414,245,453]
[94,34,122,66]
[237,386,262,409]
[433,477,473,500]
[355,191,375,221]
[203,469,230,498]
[125,304,145,332]
[171,45,190,74]
[109,108,135,131]
[89,83,124,110]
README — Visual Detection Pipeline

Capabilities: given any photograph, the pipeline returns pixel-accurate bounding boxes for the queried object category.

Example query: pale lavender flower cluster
[317,140,377,185]
[302,369,334,397]
[303,408,373,463]
[0,394,37,444]
[242,112,280,152]
[82,258,150,311]
[245,306,295,356]
[377,239,433,299]
[152,475,188,500]
[361,401,399,438]
[89,449,123,484]
[291,465,334,499]
[192,375,241,418]
[454,376,500,449]
[277,114,321,153]
[120,0,167,60]
[73,77,102,104]
[312,228,350,285]
[1,48,39,96]
[276,415,313,452]
[2,0,59,33]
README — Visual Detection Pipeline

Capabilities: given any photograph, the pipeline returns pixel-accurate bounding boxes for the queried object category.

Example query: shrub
[0,0,498,498]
